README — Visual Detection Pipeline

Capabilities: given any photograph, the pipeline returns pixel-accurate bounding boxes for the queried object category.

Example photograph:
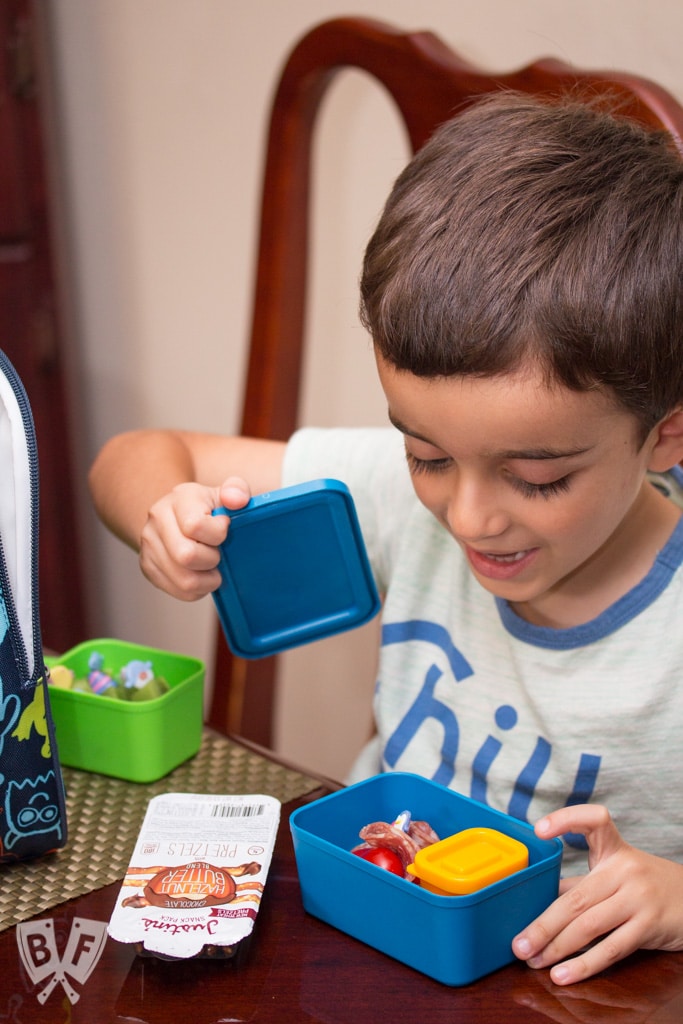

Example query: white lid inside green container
[211,479,380,658]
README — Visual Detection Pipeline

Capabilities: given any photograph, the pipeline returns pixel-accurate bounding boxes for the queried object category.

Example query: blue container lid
[211,479,380,658]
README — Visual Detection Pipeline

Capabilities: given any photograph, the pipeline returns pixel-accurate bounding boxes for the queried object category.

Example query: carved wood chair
[207,15,683,746]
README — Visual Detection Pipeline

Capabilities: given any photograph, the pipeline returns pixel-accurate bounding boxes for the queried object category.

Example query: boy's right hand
[139,476,251,601]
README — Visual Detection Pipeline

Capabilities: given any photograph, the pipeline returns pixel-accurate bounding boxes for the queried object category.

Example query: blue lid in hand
[211,479,380,658]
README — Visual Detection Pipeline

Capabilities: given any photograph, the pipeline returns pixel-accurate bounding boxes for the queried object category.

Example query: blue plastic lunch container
[290,772,563,985]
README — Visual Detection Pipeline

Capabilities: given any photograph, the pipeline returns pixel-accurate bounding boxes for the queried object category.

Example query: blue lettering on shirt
[381,619,601,851]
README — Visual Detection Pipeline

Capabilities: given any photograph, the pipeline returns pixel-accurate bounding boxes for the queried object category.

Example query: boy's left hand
[512,804,683,985]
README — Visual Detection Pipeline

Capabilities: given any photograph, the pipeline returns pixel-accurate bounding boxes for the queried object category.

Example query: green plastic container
[46,639,204,783]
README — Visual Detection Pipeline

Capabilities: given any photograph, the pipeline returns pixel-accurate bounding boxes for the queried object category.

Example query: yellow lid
[407,827,529,895]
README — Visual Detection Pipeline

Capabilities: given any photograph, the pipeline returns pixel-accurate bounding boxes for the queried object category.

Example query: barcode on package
[154,799,265,818]
[144,793,281,845]
[208,802,265,818]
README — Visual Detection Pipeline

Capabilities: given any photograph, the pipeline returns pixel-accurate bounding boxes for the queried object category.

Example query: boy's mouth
[485,550,527,563]
[464,545,537,580]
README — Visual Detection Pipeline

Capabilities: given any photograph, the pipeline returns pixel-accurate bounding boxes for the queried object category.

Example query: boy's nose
[445,478,509,542]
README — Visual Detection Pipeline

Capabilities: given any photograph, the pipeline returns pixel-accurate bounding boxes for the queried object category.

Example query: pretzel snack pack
[108,792,281,959]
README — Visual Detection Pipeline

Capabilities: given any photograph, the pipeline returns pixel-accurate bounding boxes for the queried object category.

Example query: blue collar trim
[496,512,683,650]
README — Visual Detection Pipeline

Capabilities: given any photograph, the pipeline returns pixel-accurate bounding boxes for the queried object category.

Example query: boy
[90,92,683,984]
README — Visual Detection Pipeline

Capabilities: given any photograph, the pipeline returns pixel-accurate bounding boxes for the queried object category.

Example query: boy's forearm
[89,430,197,551]
[89,429,286,551]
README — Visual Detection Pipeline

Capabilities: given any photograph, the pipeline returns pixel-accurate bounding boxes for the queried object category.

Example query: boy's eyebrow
[388,411,433,444]
[500,446,591,461]
[387,411,592,460]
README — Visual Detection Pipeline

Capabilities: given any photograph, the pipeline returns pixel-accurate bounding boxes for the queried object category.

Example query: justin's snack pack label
[108,792,281,958]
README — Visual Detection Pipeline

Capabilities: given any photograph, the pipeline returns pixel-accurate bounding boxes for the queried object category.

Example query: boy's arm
[512,805,683,984]
[89,429,286,600]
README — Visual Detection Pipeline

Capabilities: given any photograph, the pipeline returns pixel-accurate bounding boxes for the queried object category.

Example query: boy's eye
[511,475,572,499]
[405,446,573,497]
[405,451,451,474]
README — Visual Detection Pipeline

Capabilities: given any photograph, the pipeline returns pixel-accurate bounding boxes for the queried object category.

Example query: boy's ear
[648,407,683,471]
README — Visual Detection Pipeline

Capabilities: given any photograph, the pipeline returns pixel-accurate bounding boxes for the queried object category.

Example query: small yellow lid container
[407,827,529,895]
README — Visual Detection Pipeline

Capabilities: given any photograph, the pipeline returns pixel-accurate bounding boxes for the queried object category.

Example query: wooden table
[2,750,683,1023]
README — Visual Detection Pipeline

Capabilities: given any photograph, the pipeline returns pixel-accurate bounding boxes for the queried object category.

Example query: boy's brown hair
[360,91,683,435]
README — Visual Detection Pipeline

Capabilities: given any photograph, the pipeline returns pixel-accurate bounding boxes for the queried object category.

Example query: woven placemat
[0,731,319,932]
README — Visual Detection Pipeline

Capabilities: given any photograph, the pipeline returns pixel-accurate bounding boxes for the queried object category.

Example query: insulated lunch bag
[0,349,67,861]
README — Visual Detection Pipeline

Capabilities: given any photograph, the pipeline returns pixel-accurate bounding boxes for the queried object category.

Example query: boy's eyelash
[405,450,572,498]
[510,475,572,499]
[405,451,451,474]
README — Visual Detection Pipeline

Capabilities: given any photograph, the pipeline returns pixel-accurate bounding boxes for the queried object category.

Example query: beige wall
[45,0,683,780]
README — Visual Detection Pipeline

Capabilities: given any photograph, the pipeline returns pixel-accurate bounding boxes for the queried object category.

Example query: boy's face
[376,355,680,628]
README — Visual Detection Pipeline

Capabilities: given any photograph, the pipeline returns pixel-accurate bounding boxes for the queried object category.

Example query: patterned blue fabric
[0,594,65,860]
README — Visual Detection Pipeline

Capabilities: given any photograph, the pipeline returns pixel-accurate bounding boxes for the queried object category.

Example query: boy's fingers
[140,547,221,602]
[139,522,222,600]
[158,483,229,546]
[536,803,613,841]
[546,920,642,986]
[535,805,625,865]
[218,475,252,510]
[514,868,618,964]
[513,805,637,982]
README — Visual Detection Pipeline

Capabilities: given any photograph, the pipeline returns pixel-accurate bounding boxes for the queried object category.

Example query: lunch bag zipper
[0,348,42,686]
